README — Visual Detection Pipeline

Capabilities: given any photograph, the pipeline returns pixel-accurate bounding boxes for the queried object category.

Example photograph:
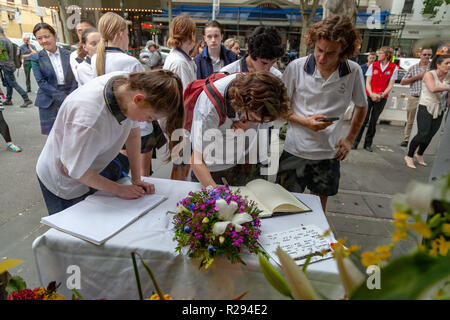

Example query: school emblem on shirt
[373,69,379,75]
[385,71,391,75]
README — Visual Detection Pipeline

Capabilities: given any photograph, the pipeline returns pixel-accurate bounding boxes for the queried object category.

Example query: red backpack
[183,72,243,131]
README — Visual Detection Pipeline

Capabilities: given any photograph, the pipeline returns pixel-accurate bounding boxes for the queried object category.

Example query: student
[70,19,96,84]
[276,15,368,212]
[220,26,284,78]
[190,71,291,187]
[91,12,155,177]
[194,20,238,79]
[360,52,376,84]
[405,54,450,169]
[191,39,206,58]
[31,23,78,135]
[352,46,398,152]
[163,14,197,180]
[224,38,241,57]
[75,28,100,86]
[19,35,37,93]
[36,69,184,215]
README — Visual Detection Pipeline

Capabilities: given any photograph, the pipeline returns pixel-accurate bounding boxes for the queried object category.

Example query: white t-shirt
[163,47,197,91]
[75,59,94,86]
[36,71,140,200]
[282,56,367,160]
[191,74,265,172]
[220,58,283,78]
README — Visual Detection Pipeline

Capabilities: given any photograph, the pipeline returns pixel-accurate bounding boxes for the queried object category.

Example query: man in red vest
[352,46,398,152]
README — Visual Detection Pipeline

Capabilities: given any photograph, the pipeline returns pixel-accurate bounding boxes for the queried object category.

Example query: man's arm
[400,72,424,85]
[335,105,368,161]
[288,113,333,132]
[190,150,217,187]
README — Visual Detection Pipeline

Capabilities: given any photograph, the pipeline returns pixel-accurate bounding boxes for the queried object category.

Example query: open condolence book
[40,191,167,245]
[232,179,312,218]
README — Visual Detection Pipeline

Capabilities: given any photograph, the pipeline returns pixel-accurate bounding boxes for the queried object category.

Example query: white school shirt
[191,73,264,172]
[91,50,152,137]
[163,47,197,91]
[36,71,140,200]
[46,48,65,85]
[219,57,283,78]
[75,59,94,86]
[69,50,81,84]
[282,55,367,160]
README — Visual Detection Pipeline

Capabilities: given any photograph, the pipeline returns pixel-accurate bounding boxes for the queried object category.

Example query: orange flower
[146,293,173,300]
[361,251,380,267]
[408,221,432,239]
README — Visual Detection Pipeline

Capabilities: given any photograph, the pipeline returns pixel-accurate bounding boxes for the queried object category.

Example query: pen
[122,171,131,179]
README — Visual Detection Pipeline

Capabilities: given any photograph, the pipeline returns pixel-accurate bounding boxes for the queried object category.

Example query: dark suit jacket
[30,48,77,108]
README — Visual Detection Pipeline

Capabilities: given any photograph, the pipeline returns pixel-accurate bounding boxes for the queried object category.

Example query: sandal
[415,155,427,167]
[404,156,416,169]
[7,143,22,153]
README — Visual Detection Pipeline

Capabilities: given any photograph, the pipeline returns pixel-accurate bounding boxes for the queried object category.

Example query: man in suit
[0,27,33,108]
[30,23,78,135]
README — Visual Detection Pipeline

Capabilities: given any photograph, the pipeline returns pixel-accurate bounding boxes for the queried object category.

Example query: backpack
[12,43,22,70]
[184,72,243,131]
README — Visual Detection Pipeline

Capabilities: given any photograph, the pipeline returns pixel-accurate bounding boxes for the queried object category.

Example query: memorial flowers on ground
[171,185,265,269]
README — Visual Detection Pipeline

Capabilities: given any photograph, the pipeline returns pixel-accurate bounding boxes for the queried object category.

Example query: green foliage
[422,0,450,23]
[5,276,26,294]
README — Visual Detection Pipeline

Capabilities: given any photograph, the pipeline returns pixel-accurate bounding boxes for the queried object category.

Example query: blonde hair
[167,15,196,48]
[96,12,128,76]
[377,46,395,61]
[224,38,239,50]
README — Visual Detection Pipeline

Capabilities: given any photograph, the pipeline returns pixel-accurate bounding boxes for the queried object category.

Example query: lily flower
[212,199,253,236]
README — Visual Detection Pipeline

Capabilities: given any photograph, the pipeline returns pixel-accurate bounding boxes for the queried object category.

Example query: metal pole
[168,0,172,23]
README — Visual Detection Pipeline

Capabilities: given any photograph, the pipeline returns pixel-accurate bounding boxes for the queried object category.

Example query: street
[0,68,440,289]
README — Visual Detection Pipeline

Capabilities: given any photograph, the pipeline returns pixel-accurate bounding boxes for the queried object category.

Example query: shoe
[404,156,416,169]
[6,143,22,153]
[3,100,12,106]
[364,145,373,152]
[400,141,408,147]
[20,99,33,108]
[415,155,427,167]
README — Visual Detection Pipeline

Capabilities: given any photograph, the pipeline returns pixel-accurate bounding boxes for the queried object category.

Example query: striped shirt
[402,63,428,97]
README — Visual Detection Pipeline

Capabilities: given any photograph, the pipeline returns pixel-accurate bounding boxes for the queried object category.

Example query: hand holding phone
[318,117,339,123]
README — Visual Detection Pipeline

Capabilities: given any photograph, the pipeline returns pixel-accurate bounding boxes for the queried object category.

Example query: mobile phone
[318,117,339,122]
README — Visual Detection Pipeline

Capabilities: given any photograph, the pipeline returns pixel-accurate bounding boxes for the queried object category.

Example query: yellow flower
[436,236,450,256]
[408,221,432,239]
[375,245,392,261]
[393,219,407,230]
[393,211,410,220]
[442,224,450,236]
[146,293,173,300]
[348,245,361,253]
[361,251,380,267]
[430,240,439,257]
[392,230,408,242]
[319,229,331,238]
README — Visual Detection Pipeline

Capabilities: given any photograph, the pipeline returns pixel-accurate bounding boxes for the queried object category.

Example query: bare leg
[141,150,153,177]
[311,192,328,212]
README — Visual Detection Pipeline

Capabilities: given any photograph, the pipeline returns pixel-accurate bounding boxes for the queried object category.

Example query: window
[22,0,29,5]
[402,0,414,14]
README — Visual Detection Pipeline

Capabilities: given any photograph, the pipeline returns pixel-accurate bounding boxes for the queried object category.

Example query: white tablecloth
[32,177,344,300]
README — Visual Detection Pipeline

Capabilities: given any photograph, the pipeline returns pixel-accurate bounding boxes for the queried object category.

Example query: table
[32,177,344,300]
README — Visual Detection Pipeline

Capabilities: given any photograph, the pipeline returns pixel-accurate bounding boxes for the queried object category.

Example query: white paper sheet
[40,192,167,245]
[259,225,336,266]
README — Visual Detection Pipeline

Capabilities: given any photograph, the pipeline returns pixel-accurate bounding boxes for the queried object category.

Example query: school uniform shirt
[191,73,263,172]
[75,56,94,86]
[46,48,65,85]
[219,55,283,78]
[163,47,196,91]
[70,50,82,84]
[282,54,367,161]
[91,47,152,139]
[36,71,140,200]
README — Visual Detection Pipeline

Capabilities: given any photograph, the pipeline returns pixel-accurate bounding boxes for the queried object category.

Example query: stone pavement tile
[362,196,394,219]
[327,193,374,217]
[325,212,392,237]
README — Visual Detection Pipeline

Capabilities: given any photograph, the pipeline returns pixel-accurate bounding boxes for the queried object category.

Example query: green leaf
[258,252,293,299]
[350,252,450,300]
[5,276,27,294]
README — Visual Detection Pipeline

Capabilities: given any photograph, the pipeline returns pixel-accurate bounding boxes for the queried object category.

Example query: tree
[299,0,321,57]
[422,0,449,23]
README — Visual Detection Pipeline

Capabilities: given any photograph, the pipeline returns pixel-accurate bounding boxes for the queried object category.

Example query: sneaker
[3,100,12,106]
[400,140,408,147]
[20,99,33,108]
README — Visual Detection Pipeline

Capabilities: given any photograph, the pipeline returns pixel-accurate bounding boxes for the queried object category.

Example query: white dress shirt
[46,48,65,85]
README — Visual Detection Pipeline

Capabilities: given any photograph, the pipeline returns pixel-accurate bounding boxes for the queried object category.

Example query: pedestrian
[224,38,241,57]
[163,14,197,180]
[404,54,450,169]
[36,69,184,215]
[30,23,78,135]
[0,27,33,108]
[190,71,291,187]
[70,19,96,84]
[352,46,398,152]
[191,39,206,58]
[19,35,37,93]
[276,15,368,212]
[399,48,433,147]
[0,109,22,152]
[74,28,100,86]
[139,40,163,70]
[360,52,377,85]
[194,20,238,79]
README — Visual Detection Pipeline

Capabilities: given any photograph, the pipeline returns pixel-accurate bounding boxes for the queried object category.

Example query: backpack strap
[203,73,228,126]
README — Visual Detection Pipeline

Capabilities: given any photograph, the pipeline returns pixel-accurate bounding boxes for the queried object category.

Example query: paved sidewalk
[0,72,443,289]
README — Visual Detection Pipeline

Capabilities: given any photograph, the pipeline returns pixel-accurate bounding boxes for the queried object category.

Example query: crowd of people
[0,12,448,216]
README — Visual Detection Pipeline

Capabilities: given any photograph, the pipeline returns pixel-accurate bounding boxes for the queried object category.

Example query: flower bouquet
[171,185,265,269]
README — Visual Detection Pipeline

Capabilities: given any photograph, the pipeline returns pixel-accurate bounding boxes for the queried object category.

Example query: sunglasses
[422,54,432,56]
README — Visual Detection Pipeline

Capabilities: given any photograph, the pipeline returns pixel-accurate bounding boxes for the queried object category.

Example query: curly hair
[229,71,292,121]
[247,26,285,61]
[306,15,361,59]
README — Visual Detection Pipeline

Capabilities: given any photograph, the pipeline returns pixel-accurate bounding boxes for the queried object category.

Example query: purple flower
[188,203,195,211]
[208,245,215,252]
[184,226,191,233]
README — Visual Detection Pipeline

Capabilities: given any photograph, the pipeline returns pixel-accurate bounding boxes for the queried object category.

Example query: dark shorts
[275,150,340,197]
